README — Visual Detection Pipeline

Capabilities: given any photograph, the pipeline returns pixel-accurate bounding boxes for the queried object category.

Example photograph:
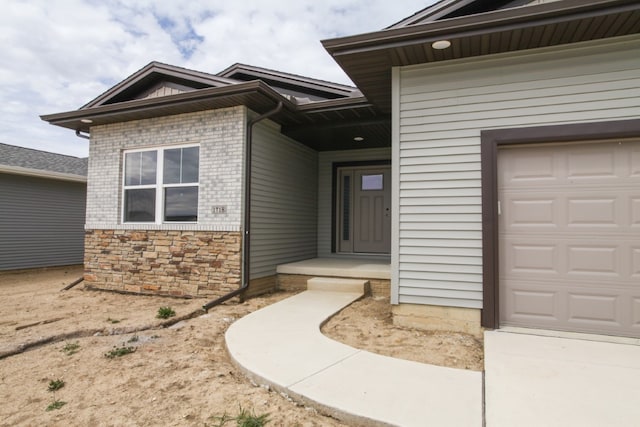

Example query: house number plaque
[212,205,227,214]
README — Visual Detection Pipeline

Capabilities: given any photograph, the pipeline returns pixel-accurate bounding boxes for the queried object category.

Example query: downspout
[203,101,284,312]
[75,129,90,140]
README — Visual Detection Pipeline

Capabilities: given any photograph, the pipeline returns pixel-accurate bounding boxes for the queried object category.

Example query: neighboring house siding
[87,106,245,231]
[394,36,640,308]
[0,173,86,270]
[250,120,318,279]
[318,147,392,257]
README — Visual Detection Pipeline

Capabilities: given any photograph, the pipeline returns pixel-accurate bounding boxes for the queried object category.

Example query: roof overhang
[0,164,87,183]
[42,80,391,151]
[323,0,640,113]
[42,81,298,133]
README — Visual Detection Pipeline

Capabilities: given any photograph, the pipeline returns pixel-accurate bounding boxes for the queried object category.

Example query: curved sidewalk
[226,283,482,426]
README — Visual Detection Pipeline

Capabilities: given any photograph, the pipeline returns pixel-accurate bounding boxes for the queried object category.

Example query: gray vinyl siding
[394,36,640,308]
[318,147,392,257]
[250,120,318,279]
[0,173,86,270]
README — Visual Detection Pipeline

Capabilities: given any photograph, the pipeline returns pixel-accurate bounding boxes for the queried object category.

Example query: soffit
[323,0,640,113]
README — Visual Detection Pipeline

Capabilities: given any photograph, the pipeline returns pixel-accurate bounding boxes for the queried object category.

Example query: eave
[0,165,87,183]
[323,0,640,113]
[41,82,391,151]
[41,81,299,133]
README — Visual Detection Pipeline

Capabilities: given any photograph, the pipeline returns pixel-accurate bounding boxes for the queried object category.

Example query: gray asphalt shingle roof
[0,143,87,177]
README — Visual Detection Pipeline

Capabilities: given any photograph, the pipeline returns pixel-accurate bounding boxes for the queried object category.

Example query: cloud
[0,0,432,157]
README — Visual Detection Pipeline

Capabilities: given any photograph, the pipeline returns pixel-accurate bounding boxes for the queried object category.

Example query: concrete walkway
[485,330,640,427]
[226,280,482,427]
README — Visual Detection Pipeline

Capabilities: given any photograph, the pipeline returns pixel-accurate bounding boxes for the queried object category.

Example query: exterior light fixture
[354,136,364,142]
[80,118,93,123]
[431,40,451,50]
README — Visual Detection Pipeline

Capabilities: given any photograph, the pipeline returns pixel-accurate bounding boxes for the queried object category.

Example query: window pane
[181,147,199,183]
[163,148,181,184]
[124,189,155,222]
[164,186,198,222]
[124,152,141,186]
[140,151,157,185]
[362,174,383,191]
[342,175,350,241]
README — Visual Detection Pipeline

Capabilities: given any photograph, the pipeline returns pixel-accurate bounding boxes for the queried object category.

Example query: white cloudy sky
[0,0,436,158]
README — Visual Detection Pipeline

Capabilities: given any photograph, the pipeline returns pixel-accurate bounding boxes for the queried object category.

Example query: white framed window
[122,145,199,223]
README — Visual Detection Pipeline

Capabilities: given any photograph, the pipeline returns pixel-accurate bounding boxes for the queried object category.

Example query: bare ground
[0,266,483,426]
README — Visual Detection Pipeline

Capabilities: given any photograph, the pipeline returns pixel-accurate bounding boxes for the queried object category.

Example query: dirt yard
[0,266,483,426]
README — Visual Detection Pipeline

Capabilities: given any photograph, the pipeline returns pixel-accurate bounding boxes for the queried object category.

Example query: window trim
[122,144,200,225]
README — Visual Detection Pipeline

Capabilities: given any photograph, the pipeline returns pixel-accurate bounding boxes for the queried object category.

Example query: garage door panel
[567,246,618,276]
[507,152,556,182]
[501,241,559,274]
[632,198,640,226]
[634,298,640,327]
[633,248,640,277]
[499,140,640,338]
[506,287,559,320]
[567,293,620,325]
[631,146,640,176]
[507,198,557,227]
[567,148,617,179]
[567,198,617,226]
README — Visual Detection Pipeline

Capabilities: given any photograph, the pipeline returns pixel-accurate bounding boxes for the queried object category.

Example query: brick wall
[83,106,247,296]
[86,106,246,231]
[84,229,241,297]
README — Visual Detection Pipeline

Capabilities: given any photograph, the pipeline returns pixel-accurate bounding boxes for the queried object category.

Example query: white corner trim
[390,66,401,305]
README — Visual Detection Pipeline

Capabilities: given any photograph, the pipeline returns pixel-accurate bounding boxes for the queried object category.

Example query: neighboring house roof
[323,0,640,112]
[0,143,87,182]
[41,62,388,151]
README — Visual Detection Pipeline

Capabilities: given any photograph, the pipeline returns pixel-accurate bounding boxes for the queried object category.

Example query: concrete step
[307,277,368,294]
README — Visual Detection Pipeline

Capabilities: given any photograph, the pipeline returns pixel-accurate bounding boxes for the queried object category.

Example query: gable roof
[82,62,238,109]
[387,0,526,28]
[323,0,640,113]
[41,62,389,151]
[0,143,87,182]
[218,63,361,102]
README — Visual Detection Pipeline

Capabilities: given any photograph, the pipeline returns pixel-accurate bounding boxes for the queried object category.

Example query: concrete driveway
[485,330,640,427]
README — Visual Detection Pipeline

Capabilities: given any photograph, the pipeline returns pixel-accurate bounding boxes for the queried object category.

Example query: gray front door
[337,166,391,254]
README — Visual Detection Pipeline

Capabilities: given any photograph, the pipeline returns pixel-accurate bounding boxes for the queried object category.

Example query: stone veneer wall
[84,229,241,297]
[83,106,247,296]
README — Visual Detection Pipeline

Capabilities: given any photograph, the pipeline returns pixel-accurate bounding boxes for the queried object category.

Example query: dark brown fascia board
[217,63,360,97]
[41,80,296,130]
[323,0,637,54]
[296,96,375,113]
[82,61,240,109]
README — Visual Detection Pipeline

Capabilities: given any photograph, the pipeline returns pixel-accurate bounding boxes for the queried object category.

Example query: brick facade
[84,229,241,297]
[83,107,247,296]
[86,106,245,231]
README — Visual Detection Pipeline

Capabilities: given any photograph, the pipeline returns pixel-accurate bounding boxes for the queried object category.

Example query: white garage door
[498,139,640,338]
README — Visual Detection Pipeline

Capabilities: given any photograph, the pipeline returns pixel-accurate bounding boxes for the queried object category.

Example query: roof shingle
[0,143,87,177]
